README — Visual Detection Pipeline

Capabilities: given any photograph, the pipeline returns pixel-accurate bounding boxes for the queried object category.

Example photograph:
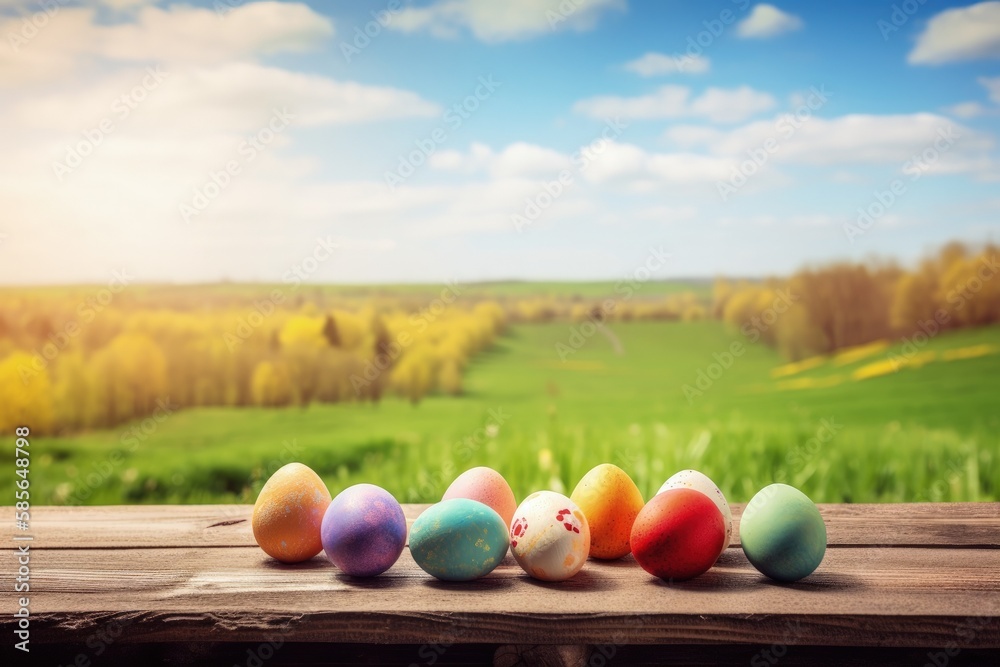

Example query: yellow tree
[90,334,168,426]
[438,359,463,396]
[891,262,941,330]
[939,253,1000,327]
[250,361,293,407]
[0,351,55,433]
[391,351,434,404]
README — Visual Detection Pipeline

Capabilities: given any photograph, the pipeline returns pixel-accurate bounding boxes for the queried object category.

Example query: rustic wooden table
[3,503,999,665]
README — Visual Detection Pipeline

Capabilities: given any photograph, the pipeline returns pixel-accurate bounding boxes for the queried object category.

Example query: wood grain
[3,503,998,550]
[3,545,999,645]
[1,504,997,650]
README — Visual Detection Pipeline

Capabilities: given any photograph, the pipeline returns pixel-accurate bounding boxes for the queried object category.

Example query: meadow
[19,319,999,507]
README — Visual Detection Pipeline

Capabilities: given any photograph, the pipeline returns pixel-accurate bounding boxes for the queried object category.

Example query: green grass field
[21,321,1000,506]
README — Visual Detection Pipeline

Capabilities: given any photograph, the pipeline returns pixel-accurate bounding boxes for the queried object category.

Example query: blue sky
[1,0,999,284]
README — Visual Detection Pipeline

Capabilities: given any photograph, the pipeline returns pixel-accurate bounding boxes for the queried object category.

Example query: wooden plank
[3,544,998,647]
[3,503,998,550]
[21,641,1000,667]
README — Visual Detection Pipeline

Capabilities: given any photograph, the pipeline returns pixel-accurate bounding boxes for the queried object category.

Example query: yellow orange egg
[570,463,644,560]
[252,462,331,563]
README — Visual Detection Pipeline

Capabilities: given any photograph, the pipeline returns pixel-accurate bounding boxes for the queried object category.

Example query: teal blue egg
[409,499,509,581]
[740,483,826,582]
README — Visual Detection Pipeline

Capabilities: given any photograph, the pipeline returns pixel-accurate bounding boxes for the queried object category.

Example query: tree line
[715,242,1000,360]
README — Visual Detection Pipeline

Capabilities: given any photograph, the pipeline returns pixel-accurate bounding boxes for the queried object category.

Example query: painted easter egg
[658,469,733,550]
[740,483,826,582]
[570,464,644,559]
[630,488,726,581]
[509,491,590,582]
[252,462,331,563]
[409,499,509,581]
[443,466,517,527]
[320,483,407,577]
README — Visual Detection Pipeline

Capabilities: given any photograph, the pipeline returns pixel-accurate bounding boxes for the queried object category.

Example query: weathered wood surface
[1,503,998,652]
[4,502,999,549]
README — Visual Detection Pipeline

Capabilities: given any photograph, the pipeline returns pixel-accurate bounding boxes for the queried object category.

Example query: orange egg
[252,462,331,563]
[570,463,644,560]
[442,466,517,527]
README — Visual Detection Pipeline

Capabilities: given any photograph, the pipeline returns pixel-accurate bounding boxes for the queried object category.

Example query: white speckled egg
[509,491,590,582]
[657,469,732,550]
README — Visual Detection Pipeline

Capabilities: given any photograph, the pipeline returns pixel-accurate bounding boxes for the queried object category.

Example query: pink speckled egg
[442,466,517,527]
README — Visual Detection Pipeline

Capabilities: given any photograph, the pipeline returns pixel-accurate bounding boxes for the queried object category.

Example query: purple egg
[321,483,407,577]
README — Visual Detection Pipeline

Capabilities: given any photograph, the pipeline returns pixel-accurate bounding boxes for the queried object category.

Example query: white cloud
[575,85,689,119]
[430,142,572,177]
[737,4,803,39]
[909,1,1000,64]
[14,62,440,133]
[574,85,775,123]
[981,76,1000,104]
[664,112,993,173]
[0,0,442,285]
[944,78,1000,118]
[664,125,724,147]
[689,87,778,123]
[98,0,159,9]
[0,2,334,85]
[432,140,739,193]
[388,0,625,42]
[633,204,699,223]
[623,53,710,76]
[947,101,990,119]
[787,214,842,227]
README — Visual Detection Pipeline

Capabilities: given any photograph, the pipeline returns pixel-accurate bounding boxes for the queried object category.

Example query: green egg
[409,498,509,581]
[740,483,826,582]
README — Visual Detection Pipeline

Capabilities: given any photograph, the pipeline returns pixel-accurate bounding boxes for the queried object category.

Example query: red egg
[630,488,726,581]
